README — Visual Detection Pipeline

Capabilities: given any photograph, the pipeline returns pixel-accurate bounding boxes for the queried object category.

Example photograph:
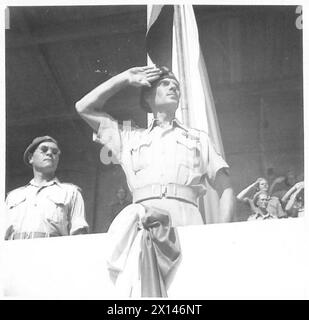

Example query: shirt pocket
[45,193,67,224]
[8,195,26,210]
[176,135,201,170]
[7,195,26,222]
[130,137,153,174]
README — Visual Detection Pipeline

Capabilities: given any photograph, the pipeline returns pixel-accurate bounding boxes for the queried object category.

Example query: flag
[146,5,226,224]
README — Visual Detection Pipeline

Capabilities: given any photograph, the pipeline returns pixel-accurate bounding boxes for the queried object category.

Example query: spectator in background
[110,186,131,222]
[269,169,297,200]
[237,177,286,219]
[247,190,278,221]
[281,181,304,218]
[5,136,89,240]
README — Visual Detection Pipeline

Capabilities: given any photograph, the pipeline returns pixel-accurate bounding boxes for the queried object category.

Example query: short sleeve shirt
[93,114,229,226]
[5,178,89,239]
[247,210,278,221]
[94,115,228,191]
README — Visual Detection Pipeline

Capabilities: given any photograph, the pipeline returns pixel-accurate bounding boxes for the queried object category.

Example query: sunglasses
[38,145,61,156]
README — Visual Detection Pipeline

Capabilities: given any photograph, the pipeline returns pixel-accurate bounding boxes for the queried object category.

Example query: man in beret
[5,136,89,240]
[76,66,234,226]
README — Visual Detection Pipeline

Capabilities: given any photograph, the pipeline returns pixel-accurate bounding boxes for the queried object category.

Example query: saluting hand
[294,181,304,190]
[126,66,162,88]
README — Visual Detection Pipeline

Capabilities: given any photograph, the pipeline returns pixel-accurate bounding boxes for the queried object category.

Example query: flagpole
[174,5,190,127]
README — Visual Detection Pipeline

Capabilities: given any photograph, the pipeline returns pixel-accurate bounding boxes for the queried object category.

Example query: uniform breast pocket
[176,137,201,169]
[130,138,153,174]
[45,194,67,224]
[8,196,26,221]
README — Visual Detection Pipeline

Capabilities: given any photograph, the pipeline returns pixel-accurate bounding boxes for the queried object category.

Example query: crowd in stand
[237,170,304,221]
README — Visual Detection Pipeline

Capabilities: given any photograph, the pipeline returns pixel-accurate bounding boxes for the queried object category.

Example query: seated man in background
[5,136,89,240]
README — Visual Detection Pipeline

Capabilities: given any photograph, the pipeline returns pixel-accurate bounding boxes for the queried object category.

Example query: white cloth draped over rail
[106,203,181,297]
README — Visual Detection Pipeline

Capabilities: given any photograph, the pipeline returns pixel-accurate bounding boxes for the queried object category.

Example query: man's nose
[45,148,53,156]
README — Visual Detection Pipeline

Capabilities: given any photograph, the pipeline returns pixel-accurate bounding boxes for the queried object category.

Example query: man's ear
[28,153,33,165]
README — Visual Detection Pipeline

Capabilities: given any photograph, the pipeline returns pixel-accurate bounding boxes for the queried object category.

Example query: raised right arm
[283,181,304,213]
[281,181,304,204]
[75,66,162,132]
[236,179,259,203]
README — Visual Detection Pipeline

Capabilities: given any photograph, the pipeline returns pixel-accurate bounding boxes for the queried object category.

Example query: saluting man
[5,136,89,240]
[75,65,234,297]
[75,66,234,226]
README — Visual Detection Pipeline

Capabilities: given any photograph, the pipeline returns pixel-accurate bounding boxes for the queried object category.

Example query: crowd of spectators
[237,170,304,221]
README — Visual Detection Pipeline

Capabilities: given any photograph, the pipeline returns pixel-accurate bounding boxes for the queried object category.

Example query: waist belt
[12,232,57,240]
[133,183,199,207]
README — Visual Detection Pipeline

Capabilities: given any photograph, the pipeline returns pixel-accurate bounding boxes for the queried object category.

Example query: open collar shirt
[5,177,88,239]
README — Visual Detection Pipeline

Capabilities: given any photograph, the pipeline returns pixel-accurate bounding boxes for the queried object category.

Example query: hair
[140,66,179,113]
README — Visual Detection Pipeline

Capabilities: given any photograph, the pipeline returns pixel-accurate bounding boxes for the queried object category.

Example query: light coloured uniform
[5,178,89,239]
[247,205,278,221]
[247,211,278,220]
[94,114,229,226]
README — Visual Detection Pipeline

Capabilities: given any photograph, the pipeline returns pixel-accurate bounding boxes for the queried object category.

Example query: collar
[255,208,274,219]
[146,118,188,133]
[29,177,61,188]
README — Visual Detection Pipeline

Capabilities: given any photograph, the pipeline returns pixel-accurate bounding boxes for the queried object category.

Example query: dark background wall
[5,5,303,232]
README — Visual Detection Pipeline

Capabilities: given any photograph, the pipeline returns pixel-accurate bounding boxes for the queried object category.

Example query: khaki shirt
[5,178,89,239]
[248,207,278,221]
[94,115,229,226]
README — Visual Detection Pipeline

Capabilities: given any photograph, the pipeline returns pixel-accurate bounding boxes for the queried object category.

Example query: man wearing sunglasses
[5,136,89,240]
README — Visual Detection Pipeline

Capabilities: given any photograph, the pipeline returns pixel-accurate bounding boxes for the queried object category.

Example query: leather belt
[12,232,57,240]
[133,183,199,207]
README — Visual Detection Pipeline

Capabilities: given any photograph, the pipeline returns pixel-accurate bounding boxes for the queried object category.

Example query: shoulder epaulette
[181,127,201,141]
[6,185,28,198]
[60,182,82,193]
